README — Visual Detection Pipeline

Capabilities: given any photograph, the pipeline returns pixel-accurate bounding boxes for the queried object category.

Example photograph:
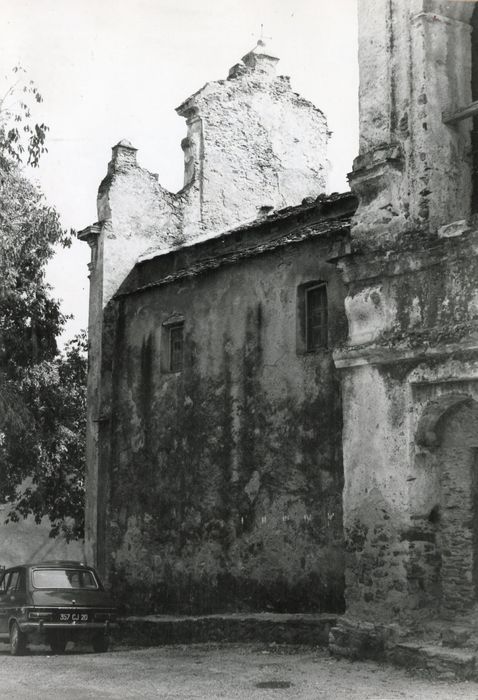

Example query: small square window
[169,323,184,372]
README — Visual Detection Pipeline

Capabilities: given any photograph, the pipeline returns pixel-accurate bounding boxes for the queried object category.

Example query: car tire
[92,633,109,653]
[49,636,67,654]
[10,621,27,656]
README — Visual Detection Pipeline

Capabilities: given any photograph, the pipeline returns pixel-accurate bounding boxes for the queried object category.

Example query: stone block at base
[115,612,337,648]
[390,643,477,681]
[329,616,478,681]
[329,618,396,661]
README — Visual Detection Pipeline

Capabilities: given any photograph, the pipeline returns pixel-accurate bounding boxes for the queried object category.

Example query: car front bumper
[20,620,118,633]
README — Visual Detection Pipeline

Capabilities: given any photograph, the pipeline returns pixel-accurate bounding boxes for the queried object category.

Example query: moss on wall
[103,240,345,614]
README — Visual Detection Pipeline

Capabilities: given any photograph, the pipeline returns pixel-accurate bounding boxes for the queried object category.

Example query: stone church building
[80,0,478,660]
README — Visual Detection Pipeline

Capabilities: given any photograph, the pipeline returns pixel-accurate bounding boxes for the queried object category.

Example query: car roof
[2,560,92,571]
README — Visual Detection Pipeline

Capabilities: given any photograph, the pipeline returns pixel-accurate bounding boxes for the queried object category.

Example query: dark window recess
[169,324,184,372]
[305,284,328,351]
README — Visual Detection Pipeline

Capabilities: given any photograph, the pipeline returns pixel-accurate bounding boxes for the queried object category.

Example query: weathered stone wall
[351,0,473,246]
[342,233,478,352]
[96,202,352,614]
[339,364,410,621]
[333,0,478,648]
[336,230,478,625]
[80,45,330,570]
[79,141,182,568]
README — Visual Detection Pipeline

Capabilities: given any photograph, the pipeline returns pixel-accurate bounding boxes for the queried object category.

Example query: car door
[0,571,12,636]
[0,570,26,633]
[7,569,26,622]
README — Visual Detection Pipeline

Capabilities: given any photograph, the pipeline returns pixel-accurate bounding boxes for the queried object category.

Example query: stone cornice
[77,222,101,247]
[334,338,478,369]
[337,229,478,285]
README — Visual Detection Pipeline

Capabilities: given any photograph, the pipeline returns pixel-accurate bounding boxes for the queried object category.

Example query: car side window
[6,571,20,592]
[14,570,25,592]
[0,572,7,592]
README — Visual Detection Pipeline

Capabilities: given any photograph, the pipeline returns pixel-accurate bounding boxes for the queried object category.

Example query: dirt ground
[1,642,478,699]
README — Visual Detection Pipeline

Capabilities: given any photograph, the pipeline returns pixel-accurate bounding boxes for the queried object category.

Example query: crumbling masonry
[79,41,347,614]
[330,0,478,665]
[80,2,478,667]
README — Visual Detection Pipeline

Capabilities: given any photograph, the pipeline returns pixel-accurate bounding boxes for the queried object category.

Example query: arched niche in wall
[415,393,478,615]
[415,392,474,449]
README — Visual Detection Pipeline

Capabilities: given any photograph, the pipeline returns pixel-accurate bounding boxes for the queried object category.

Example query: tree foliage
[0,68,86,541]
[0,66,48,169]
[0,333,87,541]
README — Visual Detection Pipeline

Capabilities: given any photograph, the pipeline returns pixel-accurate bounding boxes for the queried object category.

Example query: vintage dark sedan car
[0,560,117,655]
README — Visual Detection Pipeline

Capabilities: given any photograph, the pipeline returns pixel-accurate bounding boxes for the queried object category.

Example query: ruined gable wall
[93,53,329,303]
[85,55,329,320]
[97,144,181,306]
[178,72,328,238]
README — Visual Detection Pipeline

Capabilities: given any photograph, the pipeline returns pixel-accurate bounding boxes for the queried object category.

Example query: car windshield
[32,568,98,590]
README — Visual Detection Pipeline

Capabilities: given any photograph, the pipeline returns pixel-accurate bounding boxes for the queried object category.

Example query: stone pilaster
[333,0,478,659]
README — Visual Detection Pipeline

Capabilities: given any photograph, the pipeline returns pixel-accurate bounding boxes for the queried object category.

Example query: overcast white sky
[0,0,359,342]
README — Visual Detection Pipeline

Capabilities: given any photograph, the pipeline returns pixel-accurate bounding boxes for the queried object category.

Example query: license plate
[59,613,89,622]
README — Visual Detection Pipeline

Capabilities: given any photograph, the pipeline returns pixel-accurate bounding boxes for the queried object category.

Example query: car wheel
[92,633,109,653]
[10,621,27,656]
[49,636,67,654]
